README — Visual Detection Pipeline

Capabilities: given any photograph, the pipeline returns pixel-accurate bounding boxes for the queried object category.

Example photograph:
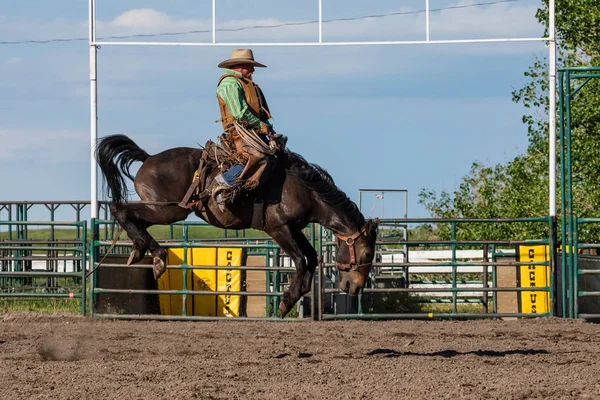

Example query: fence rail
[0,220,87,314]
[3,210,600,321]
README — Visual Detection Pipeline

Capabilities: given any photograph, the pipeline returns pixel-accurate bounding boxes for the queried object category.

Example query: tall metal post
[565,71,574,317]
[548,0,556,217]
[425,0,430,41]
[558,70,568,317]
[547,0,558,317]
[89,0,98,219]
[318,0,323,43]
[212,0,216,44]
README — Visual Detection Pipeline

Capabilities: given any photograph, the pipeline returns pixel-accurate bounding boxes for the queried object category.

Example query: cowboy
[216,49,284,193]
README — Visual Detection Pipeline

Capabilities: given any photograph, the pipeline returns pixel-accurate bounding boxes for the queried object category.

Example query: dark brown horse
[95,134,378,317]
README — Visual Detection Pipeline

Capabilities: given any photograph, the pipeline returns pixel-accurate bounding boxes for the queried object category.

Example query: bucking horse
[95,134,378,317]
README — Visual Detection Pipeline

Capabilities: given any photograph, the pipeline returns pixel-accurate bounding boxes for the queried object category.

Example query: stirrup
[211,185,229,212]
[211,185,229,201]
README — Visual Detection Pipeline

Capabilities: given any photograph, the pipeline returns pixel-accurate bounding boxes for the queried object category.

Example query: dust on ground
[1,313,599,399]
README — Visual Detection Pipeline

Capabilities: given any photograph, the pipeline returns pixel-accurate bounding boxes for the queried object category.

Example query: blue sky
[0,0,548,222]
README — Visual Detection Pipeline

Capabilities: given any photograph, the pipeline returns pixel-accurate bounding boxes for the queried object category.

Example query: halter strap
[334,224,371,276]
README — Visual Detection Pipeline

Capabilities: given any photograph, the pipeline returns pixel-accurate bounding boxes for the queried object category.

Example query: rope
[233,121,275,155]
[85,226,124,278]
[123,201,181,205]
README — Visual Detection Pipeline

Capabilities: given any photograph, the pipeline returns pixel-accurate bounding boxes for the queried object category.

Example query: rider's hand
[259,123,270,135]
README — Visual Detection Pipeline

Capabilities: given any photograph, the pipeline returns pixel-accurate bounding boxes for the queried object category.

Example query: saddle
[179,126,285,228]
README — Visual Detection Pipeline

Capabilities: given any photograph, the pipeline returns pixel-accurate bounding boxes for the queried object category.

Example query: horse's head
[334,218,379,296]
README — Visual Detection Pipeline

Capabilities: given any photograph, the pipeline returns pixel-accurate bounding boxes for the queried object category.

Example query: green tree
[419,0,600,241]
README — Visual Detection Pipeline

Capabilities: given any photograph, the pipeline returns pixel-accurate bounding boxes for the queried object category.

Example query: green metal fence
[564,218,600,320]
[5,203,600,321]
[89,219,314,321]
[0,220,87,314]
[319,217,555,320]
[558,67,600,319]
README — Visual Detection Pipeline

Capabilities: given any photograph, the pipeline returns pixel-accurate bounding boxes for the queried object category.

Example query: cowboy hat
[218,49,267,68]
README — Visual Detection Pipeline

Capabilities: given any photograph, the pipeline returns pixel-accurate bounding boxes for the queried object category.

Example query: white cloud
[0,4,546,88]
[86,3,545,84]
[0,57,24,72]
[97,9,210,38]
[0,129,88,162]
[431,1,542,39]
[0,2,544,45]
[0,4,548,107]
[93,3,542,45]
[5,57,23,66]
[0,15,86,42]
[111,9,175,29]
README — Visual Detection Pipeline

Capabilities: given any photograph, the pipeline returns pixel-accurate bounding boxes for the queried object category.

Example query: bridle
[334,224,373,277]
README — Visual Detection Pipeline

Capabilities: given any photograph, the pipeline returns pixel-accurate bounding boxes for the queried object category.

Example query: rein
[85,226,124,278]
[124,201,181,206]
[333,224,372,277]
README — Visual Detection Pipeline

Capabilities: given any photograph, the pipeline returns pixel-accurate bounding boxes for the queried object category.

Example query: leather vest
[217,74,272,130]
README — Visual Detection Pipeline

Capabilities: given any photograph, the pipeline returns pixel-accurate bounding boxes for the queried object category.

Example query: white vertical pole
[318,0,323,43]
[90,0,98,218]
[548,0,556,217]
[425,0,430,41]
[212,0,216,44]
[358,190,362,212]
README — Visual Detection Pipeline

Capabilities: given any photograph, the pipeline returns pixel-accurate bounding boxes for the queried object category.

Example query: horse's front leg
[267,225,318,318]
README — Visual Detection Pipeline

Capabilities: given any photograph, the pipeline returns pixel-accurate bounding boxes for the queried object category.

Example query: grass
[0,298,82,314]
[364,294,491,316]
[418,302,489,315]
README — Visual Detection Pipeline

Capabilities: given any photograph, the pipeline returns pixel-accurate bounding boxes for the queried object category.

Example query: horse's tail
[95,134,150,204]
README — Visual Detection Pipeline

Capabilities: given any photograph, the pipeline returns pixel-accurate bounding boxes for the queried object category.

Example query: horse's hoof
[279,302,290,319]
[153,257,166,280]
[127,249,140,266]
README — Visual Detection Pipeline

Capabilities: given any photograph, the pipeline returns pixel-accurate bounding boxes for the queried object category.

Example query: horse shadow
[367,348,551,358]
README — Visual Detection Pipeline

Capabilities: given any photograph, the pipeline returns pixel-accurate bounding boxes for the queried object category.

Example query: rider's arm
[217,78,270,130]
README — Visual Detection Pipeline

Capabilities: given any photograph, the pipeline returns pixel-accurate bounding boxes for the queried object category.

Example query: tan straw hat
[218,48,267,68]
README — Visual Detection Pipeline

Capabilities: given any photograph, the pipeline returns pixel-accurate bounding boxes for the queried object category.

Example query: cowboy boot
[236,146,271,190]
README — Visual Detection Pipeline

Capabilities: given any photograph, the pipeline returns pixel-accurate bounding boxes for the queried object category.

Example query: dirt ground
[1,314,600,400]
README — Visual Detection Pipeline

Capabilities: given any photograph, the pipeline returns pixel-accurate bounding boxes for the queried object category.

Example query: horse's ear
[365,218,380,235]
[369,218,380,229]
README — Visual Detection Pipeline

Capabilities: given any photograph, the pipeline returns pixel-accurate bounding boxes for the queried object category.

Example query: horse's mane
[285,151,365,225]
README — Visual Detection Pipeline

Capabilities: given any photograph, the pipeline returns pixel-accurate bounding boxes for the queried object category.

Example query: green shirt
[216,69,271,130]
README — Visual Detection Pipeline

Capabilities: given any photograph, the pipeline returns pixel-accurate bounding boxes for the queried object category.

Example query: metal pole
[565,70,574,317]
[558,70,567,317]
[451,222,457,314]
[212,0,216,44]
[81,220,88,316]
[425,0,430,41]
[318,0,323,43]
[89,0,98,219]
[318,250,324,321]
[548,0,556,217]
[573,219,579,318]
[483,244,489,313]
[311,223,317,320]
[96,38,549,47]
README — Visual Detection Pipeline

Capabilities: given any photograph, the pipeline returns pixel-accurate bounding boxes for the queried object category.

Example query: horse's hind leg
[110,204,151,265]
[110,202,191,279]
[267,225,318,318]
